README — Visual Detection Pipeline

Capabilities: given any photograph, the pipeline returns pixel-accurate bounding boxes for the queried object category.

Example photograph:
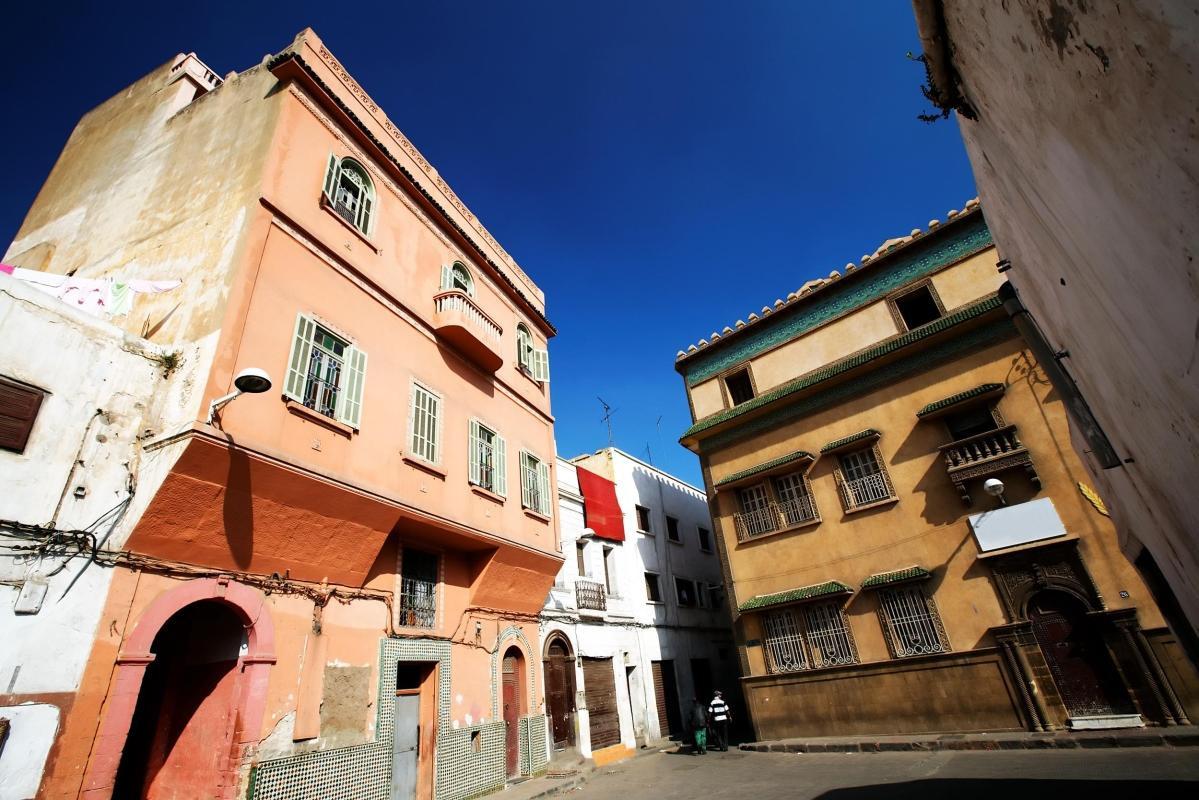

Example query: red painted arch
[81,577,276,800]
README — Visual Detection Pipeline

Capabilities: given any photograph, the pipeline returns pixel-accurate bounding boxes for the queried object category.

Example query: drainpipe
[998,281,1122,469]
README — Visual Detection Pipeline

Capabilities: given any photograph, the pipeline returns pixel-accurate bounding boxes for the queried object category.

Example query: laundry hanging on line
[0,264,182,318]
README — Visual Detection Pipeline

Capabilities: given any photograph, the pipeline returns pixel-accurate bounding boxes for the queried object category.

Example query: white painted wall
[0,275,204,797]
[0,703,60,800]
[935,0,1199,633]
[543,452,736,757]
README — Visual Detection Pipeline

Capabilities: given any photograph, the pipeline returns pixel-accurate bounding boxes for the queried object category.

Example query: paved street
[552,748,1199,799]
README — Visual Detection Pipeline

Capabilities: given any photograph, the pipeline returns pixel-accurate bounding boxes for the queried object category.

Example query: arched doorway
[113,600,245,798]
[501,646,525,778]
[1028,591,1131,720]
[542,635,576,751]
[83,578,275,800]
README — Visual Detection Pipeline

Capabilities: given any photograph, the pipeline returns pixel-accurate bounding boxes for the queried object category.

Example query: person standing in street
[707,689,731,752]
[688,697,709,754]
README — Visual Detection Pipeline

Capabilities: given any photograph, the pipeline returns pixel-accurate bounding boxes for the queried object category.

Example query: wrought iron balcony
[939,424,1040,505]
[575,579,607,612]
[432,290,504,372]
[733,496,820,541]
[836,472,896,512]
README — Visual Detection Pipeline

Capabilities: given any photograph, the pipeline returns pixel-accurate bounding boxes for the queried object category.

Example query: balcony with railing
[432,290,504,372]
[733,495,820,542]
[575,579,607,612]
[939,424,1040,505]
[835,471,897,513]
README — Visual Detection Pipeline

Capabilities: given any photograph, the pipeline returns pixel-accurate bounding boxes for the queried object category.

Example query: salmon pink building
[2,28,560,800]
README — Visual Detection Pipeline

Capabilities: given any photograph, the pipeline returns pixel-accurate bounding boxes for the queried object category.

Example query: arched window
[440,261,475,295]
[516,323,534,371]
[322,155,374,235]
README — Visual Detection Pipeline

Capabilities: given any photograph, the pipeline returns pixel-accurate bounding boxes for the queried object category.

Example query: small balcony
[575,579,607,612]
[940,424,1040,505]
[432,290,504,372]
[733,496,820,542]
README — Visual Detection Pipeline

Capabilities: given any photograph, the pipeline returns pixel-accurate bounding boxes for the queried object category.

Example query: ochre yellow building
[677,203,1198,739]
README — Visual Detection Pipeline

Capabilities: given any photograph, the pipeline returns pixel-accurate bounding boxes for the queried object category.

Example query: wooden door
[651,660,682,738]
[544,642,575,749]
[391,692,420,799]
[502,655,520,777]
[1029,592,1130,717]
[582,657,620,749]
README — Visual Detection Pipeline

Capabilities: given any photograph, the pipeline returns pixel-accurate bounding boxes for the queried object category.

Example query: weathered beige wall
[938,0,1199,633]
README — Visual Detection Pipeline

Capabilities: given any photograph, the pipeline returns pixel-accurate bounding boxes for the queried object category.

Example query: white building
[0,272,199,798]
[540,448,735,763]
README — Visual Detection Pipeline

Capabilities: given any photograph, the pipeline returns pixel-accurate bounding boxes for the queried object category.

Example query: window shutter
[336,345,367,429]
[322,154,339,201]
[468,419,482,486]
[537,459,551,516]
[440,265,453,291]
[494,433,508,497]
[357,192,373,234]
[284,314,317,402]
[520,451,533,509]
[532,348,550,383]
[0,378,44,453]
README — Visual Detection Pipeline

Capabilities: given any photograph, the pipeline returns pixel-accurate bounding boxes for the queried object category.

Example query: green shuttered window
[410,382,442,464]
[468,419,507,496]
[283,313,367,430]
[520,450,551,516]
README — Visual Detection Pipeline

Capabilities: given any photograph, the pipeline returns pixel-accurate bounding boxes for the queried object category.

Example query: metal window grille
[399,549,438,628]
[575,579,606,611]
[410,384,440,463]
[772,472,820,527]
[804,603,858,668]
[762,609,809,673]
[521,452,546,513]
[303,326,346,418]
[737,485,775,537]
[837,448,893,508]
[878,586,950,658]
[474,425,496,491]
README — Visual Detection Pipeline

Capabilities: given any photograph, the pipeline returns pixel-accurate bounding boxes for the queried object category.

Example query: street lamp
[207,368,273,424]
[984,478,1007,507]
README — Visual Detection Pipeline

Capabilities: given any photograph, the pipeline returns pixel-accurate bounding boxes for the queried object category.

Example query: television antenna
[597,396,617,446]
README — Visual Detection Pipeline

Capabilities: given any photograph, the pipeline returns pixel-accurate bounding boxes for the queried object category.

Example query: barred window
[468,419,506,496]
[520,450,551,516]
[322,155,374,235]
[409,383,441,464]
[282,314,367,429]
[877,585,950,658]
[761,602,857,674]
[398,548,438,628]
[837,446,895,510]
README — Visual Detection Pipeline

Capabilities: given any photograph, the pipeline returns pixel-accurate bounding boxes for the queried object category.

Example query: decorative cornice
[697,316,1015,453]
[683,293,1005,441]
[917,383,1004,418]
[677,210,991,384]
[714,449,815,487]
[739,580,852,612]
[820,429,881,454]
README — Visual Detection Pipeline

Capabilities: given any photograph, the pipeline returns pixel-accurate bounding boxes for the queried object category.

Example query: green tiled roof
[861,566,931,588]
[820,429,880,454]
[714,450,815,487]
[739,580,852,611]
[682,293,1003,440]
[917,383,1004,417]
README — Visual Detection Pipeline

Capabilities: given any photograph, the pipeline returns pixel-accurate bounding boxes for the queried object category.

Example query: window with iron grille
[761,602,858,674]
[837,446,894,509]
[398,548,438,628]
[282,315,367,429]
[877,585,950,658]
[666,515,681,542]
[468,419,506,496]
[0,376,45,454]
[520,450,551,516]
[409,383,441,464]
[772,471,819,526]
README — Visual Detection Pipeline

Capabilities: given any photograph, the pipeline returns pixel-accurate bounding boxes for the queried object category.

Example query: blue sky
[0,1,976,487]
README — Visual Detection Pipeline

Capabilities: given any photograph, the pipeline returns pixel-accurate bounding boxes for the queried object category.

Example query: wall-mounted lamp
[984,478,1007,507]
[207,368,273,425]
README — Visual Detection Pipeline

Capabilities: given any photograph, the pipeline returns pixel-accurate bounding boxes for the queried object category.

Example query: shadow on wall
[814,779,1197,800]
[223,445,254,569]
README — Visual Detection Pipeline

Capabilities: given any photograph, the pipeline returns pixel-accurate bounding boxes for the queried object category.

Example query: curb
[741,728,1199,754]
